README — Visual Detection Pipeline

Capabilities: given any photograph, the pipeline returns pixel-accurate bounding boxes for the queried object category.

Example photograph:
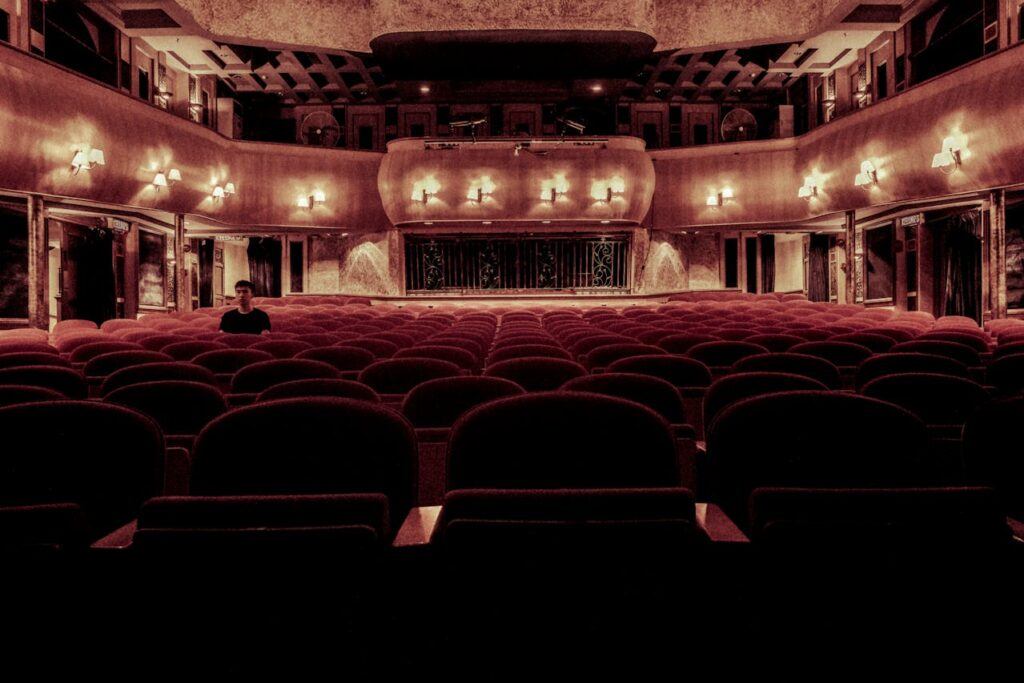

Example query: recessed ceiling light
[419,84,430,94]
[541,220,551,224]
[482,221,492,225]
[590,84,603,93]
[600,220,610,224]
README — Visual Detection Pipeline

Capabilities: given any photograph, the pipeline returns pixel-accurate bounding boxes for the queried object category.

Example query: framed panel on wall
[138,228,167,308]
[864,223,895,304]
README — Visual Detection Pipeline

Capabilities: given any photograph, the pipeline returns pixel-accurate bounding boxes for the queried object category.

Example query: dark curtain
[939,211,982,321]
[759,234,775,293]
[247,237,281,297]
[198,239,215,307]
[808,234,831,302]
[68,228,115,325]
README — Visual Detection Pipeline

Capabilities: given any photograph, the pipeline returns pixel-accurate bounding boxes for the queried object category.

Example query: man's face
[235,287,253,306]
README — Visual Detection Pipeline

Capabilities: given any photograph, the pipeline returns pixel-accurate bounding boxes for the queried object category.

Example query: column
[990,190,1007,319]
[174,214,189,311]
[26,195,48,330]
[842,210,856,305]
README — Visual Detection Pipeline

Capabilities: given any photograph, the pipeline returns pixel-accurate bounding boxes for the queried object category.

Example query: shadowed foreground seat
[189,397,417,524]
[484,357,586,392]
[0,401,164,549]
[402,376,526,505]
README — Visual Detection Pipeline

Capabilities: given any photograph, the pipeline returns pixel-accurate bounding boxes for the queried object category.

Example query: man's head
[234,280,255,309]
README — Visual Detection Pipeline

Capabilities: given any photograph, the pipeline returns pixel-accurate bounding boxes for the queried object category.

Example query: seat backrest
[296,346,376,371]
[83,350,175,378]
[483,357,586,392]
[435,488,703,562]
[487,344,571,364]
[133,493,390,555]
[703,372,828,432]
[256,378,381,403]
[731,353,842,389]
[0,401,163,538]
[749,486,1009,547]
[100,362,219,396]
[190,397,417,519]
[656,333,722,354]
[447,391,679,491]
[357,358,463,394]
[0,384,66,407]
[0,342,59,356]
[342,338,400,358]
[855,352,969,390]
[606,355,712,389]
[250,340,315,359]
[829,332,896,353]
[743,334,805,352]
[984,354,1024,396]
[582,343,665,370]
[105,380,228,436]
[191,348,276,374]
[0,352,71,370]
[68,341,143,364]
[561,373,687,424]
[962,398,1024,518]
[789,341,874,367]
[161,340,230,361]
[707,390,930,531]
[395,345,480,371]
[861,373,989,427]
[230,359,341,394]
[890,340,980,366]
[0,365,88,398]
[402,376,525,428]
[686,341,769,367]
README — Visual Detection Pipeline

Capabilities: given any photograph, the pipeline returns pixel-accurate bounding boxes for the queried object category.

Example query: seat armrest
[1008,516,1024,542]
[91,520,137,550]
[393,505,442,548]
[695,503,749,543]
[163,446,191,495]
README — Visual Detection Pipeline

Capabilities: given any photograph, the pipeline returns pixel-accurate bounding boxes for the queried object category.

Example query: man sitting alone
[219,280,272,335]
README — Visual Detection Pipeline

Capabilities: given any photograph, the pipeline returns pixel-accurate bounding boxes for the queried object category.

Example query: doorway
[57,221,116,324]
[930,209,983,322]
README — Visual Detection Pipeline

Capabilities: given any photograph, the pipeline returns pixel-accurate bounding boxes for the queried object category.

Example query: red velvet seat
[83,350,174,379]
[0,352,72,369]
[484,357,586,392]
[731,353,842,389]
[357,358,463,396]
[105,381,228,446]
[160,341,230,361]
[0,384,66,407]
[189,397,417,522]
[890,340,980,367]
[0,400,163,542]
[256,379,381,403]
[296,346,376,373]
[100,361,219,396]
[702,372,828,433]
[250,340,315,359]
[487,344,571,364]
[707,391,931,532]
[656,333,722,354]
[0,365,88,398]
[0,342,59,356]
[68,341,143,364]
[395,345,480,371]
[685,341,768,369]
[342,338,400,358]
[583,343,665,370]
[855,352,969,391]
[231,359,341,394]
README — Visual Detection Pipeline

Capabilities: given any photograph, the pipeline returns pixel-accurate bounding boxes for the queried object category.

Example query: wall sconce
[854,161,878,188]
[706,187,734,207]
[411,176,441,203]
[211,185,226,200]
[224,182,236,195]
[71,147,105,174]
[152,168,181,188]
[467,176,496,203]
[591,175,626,202]
[297,189,326,209]
[798,177,818,200]
[540,173,569,202]
[932,135,966,174]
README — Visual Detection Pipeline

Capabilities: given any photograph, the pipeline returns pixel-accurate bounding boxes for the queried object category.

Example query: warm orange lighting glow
[412,175,441,203]
[467,175,496,202]
[540,173,569,202]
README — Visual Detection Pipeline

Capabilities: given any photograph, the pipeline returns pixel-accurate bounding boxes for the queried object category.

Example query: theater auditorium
[1,0,1023,673]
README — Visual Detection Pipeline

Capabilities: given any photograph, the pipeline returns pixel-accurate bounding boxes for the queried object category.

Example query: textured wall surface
[336,231,401,295]
[774,233,805,292]
[308,235,343,292]
[172,0,844,51]
[682,233,721,290]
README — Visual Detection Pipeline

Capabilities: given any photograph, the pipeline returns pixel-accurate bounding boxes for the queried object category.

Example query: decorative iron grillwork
[405,234,630,293]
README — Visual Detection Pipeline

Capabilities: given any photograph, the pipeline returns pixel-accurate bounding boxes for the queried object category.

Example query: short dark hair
[234,280,255,291]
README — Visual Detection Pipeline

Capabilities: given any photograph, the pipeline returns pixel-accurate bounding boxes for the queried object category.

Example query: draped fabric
[759,234,775,293]
[808,234,831,302]
[247,237,282,297]
[939,211,982,321]
[198,239,215,308]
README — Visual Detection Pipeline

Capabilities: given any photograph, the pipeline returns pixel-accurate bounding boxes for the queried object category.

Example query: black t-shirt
[219,308,272,335]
